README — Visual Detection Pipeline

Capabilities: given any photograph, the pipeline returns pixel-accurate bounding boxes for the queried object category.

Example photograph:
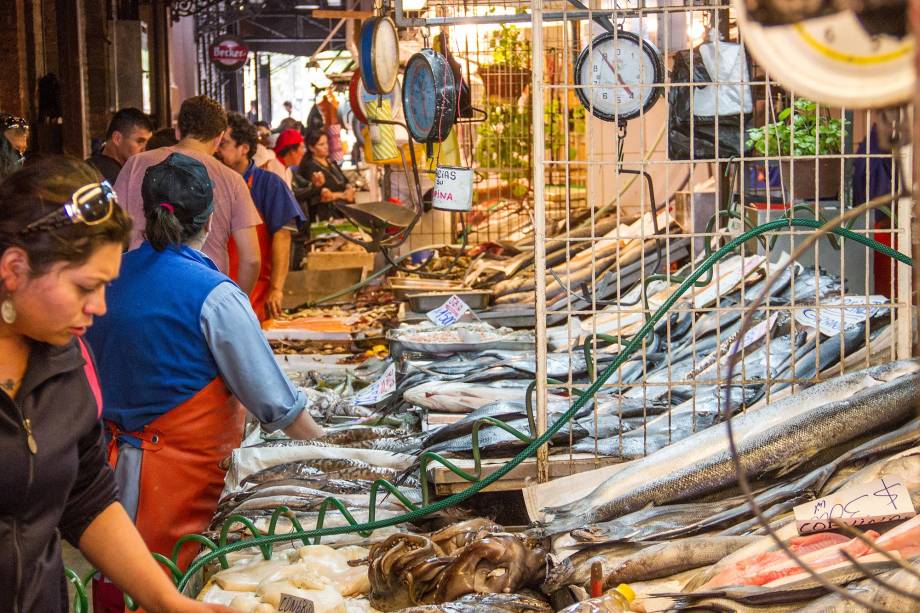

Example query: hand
[320,187,334,202]
[343,186,356,202]
[311,171,325,188]
[266,288,284,320]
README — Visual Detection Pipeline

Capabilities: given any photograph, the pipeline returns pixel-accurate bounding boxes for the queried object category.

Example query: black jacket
[292,158,351,223]
[0,339,118,612]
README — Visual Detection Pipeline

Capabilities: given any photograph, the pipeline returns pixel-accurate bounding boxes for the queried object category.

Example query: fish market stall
[88,1,920,612]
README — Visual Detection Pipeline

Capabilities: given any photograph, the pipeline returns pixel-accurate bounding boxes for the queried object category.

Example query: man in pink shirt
[114,95,261,293]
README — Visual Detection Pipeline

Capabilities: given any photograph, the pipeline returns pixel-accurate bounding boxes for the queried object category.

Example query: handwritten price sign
[352,364,397,406]
[794,477,916,535]
[426,295,471,326]
[279,593,315,613]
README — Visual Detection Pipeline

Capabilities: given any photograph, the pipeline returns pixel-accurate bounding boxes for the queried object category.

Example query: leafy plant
[746,99,848,156]
[481,25,531,71]
[474,99,584,197]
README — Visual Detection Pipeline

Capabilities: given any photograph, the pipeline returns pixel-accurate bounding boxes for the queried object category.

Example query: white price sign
[352,364,397,406]
[279,593,315,613]
[794,295,888,336]
[794,477,916,535]
[426,295,471,326]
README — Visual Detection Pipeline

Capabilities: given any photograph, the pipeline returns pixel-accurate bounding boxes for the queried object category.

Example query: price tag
[689,314,777,379]
[352,364,397,406]
[794,477,916,535]
[794,295,888,336]
[279,593,315,613]
[426,295,471,326]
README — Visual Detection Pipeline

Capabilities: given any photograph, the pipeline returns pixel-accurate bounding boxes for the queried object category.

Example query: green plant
[474,99,584,197]
[482,25,531,71]
[746,99,848,156]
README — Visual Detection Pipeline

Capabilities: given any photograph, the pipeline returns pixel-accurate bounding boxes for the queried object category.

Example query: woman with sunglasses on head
[86,153,325,611]
[0,157,235,612]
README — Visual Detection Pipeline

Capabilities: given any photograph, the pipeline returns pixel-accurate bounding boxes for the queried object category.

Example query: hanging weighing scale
[574,30,664,123]
[402,48,458,144]
[733,0,913,108]
[359,16,400,95]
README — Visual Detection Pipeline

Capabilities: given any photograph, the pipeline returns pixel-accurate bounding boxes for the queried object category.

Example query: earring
[1,299,15,324]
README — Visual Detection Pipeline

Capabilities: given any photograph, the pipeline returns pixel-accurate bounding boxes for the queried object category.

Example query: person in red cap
[274,128,305,170]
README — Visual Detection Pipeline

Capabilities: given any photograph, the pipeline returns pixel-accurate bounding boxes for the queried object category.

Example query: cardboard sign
[426,295,471,326]
[794,295,888,336]
[795,476,916,535]
[278,593,315,613]
[432,166,473,211]
[352,363,397,406]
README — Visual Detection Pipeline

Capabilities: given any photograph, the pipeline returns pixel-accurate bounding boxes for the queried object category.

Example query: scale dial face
[733,1,914,108]
[360,16,399,95]
[402,49,457,143]
[574,30,664,122]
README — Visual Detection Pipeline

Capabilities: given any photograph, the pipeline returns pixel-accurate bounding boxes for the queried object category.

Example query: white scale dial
[575,30,664,122]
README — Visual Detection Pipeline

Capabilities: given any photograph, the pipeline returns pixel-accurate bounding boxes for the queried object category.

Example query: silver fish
[539,360,920,534]
[796,558,920,612]
[603,536,761,587]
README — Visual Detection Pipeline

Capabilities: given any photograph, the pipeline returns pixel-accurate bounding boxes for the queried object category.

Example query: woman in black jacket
[0,157,233,612]
[293,127,356,223]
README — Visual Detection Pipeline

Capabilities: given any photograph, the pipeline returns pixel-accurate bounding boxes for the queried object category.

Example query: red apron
[228,223,272,322]
[93,377,245,612]
[228,174,273,322]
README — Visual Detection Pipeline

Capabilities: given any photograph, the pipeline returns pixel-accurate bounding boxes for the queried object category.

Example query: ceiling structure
[167,0,349,56]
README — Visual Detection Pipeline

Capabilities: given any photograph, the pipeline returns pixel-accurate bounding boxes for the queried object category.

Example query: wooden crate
[429,453,624,495]
[305,251,375,274]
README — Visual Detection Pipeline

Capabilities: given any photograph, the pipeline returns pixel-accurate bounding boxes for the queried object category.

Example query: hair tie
[159,203,175,213]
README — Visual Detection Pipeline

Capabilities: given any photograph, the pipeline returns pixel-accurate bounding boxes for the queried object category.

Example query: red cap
[274,129,304,155]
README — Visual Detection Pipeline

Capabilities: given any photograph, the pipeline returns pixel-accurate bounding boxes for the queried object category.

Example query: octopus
[360,527,547,612]
[430,518,502,555]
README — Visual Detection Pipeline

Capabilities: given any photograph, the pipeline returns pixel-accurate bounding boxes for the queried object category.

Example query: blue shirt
[88,242,306,436]
[243,160,305,234]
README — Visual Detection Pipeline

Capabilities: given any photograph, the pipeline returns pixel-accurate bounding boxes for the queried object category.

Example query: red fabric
[227,222,272,322]
[273,128,304,161]
[100,377,244,612]
[77,337,103,419]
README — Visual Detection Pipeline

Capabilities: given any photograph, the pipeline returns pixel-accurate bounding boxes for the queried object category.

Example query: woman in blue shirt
[86,153,324,609]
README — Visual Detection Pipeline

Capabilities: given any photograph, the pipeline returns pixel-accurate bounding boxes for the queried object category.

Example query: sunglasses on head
[20,181,117,235]
[1,115,28,132]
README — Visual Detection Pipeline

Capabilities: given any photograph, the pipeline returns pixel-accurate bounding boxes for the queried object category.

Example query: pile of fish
[464,210,684,307]
[530,360,920,611]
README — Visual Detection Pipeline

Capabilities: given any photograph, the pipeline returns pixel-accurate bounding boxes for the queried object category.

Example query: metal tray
[389,278,466,301]
[406,290,491,312]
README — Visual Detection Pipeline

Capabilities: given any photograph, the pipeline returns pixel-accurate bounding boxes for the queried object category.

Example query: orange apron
[93,377,244,612]
[228,174,273,321]
[228,223,272,322]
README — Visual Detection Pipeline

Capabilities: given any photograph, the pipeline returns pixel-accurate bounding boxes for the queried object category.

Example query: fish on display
[600,536,761,588]
[424,414,589,457]
[240,459,421,489]
[538,361,920,535]
[393,592,553,612]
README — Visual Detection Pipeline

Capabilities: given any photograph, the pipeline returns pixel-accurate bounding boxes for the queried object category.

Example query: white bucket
[432,165,473,212]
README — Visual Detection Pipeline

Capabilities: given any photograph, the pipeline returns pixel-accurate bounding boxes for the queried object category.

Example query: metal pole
[912,0,920,358]
[531,0,550,483]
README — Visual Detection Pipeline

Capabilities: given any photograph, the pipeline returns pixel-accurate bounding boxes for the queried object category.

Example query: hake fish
[539,360,920,535]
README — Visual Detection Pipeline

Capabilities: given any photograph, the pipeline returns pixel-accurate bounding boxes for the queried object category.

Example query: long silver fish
[539,360,920,535]
[603,535,761,587]
[796,558,920,612]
